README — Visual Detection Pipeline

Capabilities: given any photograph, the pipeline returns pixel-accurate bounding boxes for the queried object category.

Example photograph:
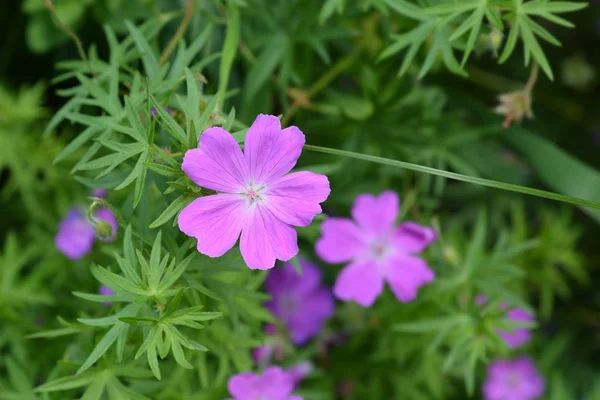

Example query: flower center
[243,183,266,206]
[370,240,390,260]
[505,373,521,389]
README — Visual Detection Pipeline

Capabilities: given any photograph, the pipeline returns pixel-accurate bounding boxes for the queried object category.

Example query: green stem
[159,0,197,66]
[44,0,94,76]
[303,144,600,210]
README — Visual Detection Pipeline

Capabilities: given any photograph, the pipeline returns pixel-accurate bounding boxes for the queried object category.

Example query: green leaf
[303,144,600,210]
[505,129,600,224]
[394,315,471,333]
[149,195,192,228]
[77,323,126,375]
[125,20,159,79]
[218,2,240,108]
[243,37,287,103]
[92,265,148,296]
[35,372,96,392]
[150,95,187,144]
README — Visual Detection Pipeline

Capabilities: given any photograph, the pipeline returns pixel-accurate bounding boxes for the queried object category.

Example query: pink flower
[227,366,302,400]
[178,114,330,269]
[316,191,436,307]
[483,356,545,400]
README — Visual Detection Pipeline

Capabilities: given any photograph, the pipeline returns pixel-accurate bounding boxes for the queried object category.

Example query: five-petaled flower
[483,356,545,400]
[266,259,334,345]
[178,114,330,269]
[227,366,302,400]
[316,191,436,307]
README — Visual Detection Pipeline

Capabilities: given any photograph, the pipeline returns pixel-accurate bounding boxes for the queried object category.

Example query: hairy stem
[159,0,197,66]
[43,0,94,76]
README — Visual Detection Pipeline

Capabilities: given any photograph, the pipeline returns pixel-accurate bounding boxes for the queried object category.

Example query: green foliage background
[1,0,600,399]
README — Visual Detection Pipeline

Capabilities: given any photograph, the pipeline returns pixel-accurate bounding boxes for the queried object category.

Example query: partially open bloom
[178,114,330,269]
[99,285,114,306]
[227,366,302,400]
[483,357,545,400]
[316,191,436,307]
[55,209,96,260]
[266,259,334,344]
[494,90,533,129]
[55,207,119,260]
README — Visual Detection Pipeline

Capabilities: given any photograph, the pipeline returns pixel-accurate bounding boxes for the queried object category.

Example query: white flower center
[370,239,390,260]
[242,183,266,206]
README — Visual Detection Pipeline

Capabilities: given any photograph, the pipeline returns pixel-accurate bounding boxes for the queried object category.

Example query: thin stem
[44,0,94,76]
[159,0,197,66]
[524,62,539,93]
[281,51,360,126]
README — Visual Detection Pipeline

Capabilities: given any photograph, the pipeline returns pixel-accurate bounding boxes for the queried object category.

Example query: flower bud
[95,220,114,240]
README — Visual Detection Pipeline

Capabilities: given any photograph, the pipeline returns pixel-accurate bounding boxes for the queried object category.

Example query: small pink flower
[178,114,330,269]
[316,191,436,307]
[227,366,302,400]
[483,356,545,400]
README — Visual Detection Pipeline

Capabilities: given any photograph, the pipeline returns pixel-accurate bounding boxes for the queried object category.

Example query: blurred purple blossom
[266,259,334,345]
[99,285,114,306]
[316,191,436,307]
[55,209,96,260]
[55,207,119,259]
[150,106,173,117]
[92,188,107,198]
[227,366,302,400]
[483,356,544,400]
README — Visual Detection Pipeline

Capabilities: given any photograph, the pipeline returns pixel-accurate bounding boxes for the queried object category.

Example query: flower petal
[392,222,437,254]
[385,255,435,303]
[287,286,335,344]
[182,127,247,193]
[267,171,330,227]
[261,367,296,399]
[240,207,298,269]
[315,218,367,264]
[55,209,96,260]
[177,194,245,258]
[244,114,305,184]
[227,372,261,399]
[333,260,384,307]
[351,191,399,236]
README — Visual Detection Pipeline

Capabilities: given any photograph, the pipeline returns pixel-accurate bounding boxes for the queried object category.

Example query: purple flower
[95,207,118,242]
[483,357,545,400]
[266,259,334,344]
[55,207,118,259]
[227,367,302,400]
[497,307,535,349]
[316,191,436,307]
[92,188,107,198]
[178,114,331,269]
[99,285,115,306]
[55,209,96,260]
[287,362,312,385]
[150,107,173,117]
